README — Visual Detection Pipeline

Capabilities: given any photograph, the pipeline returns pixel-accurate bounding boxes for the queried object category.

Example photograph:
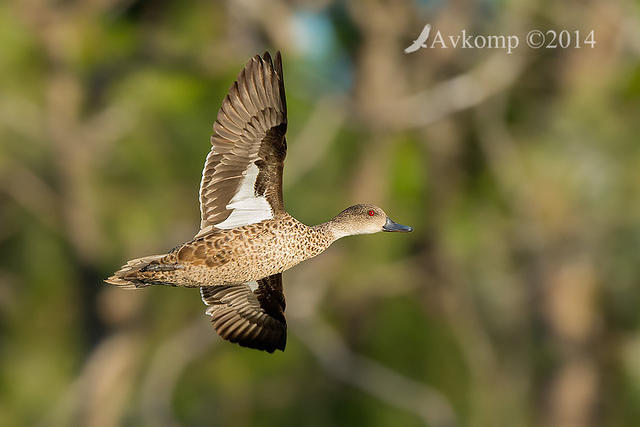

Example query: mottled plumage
[106,52,412,353]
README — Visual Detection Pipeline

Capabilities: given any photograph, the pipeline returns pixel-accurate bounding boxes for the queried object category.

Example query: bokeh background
[1,0,639,426]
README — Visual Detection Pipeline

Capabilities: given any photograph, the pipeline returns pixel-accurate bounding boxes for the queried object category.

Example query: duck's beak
[382,217,413,232]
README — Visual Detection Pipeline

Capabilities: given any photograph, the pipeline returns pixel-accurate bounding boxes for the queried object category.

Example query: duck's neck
[305,221,343,257]
[311,221,336,240]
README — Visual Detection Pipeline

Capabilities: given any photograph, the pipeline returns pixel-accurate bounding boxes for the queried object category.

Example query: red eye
[368,210,375,216]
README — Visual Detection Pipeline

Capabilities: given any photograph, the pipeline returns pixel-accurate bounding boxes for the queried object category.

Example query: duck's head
[329,204,413,239]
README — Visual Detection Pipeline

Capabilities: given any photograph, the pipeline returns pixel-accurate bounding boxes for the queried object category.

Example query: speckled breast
[178,215,330,285]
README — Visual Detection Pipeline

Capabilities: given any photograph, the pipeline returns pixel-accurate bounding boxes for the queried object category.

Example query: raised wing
[196,52,287,237]
[200,273,286,353]
[416,24,431,43]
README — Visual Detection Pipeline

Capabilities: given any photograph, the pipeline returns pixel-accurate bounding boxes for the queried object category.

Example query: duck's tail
[105,254,175,289]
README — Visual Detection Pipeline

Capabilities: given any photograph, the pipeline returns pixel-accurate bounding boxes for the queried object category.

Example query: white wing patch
[214,163,273,230]
[200,287,210,305]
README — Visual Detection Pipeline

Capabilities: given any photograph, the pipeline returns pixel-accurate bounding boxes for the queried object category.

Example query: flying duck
[106,52,413,353]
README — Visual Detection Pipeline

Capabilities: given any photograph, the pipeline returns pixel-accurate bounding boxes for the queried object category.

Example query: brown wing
[200,273,286,353]
[196,52,288,237]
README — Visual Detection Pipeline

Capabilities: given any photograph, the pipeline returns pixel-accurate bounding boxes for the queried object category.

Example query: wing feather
[196,52,287,238]
[200,274,286,353]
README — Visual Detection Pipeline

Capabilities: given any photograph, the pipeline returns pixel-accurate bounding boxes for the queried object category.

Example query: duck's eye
[367,210,375,216]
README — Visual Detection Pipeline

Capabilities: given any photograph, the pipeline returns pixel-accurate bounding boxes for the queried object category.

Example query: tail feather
[105,254,170,289]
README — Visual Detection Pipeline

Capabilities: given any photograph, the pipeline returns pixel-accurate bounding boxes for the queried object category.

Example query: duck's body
[106,52,412,353]
[112,213,333,288]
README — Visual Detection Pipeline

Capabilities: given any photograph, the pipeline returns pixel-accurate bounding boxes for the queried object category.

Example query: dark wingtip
[277,332,286,352]
[235,335,286,353]
[274,51,287,120]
